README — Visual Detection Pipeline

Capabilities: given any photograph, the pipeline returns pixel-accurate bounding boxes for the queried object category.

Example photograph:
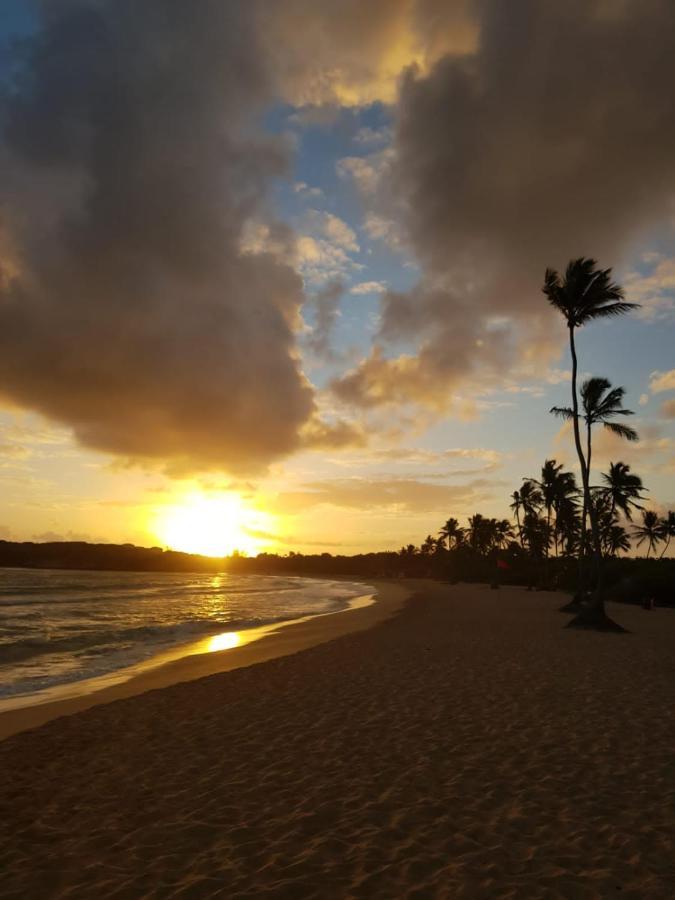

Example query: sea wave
[0,570,372,700]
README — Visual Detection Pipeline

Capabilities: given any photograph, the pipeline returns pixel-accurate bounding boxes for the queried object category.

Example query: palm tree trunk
[585,416,605,596]
[569,326,589,596]
[659,535,670,559]
[568,326,605,615]
[514,508,523,550]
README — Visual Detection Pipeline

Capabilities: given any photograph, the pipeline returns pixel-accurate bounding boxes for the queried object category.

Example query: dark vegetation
[0,537,672,608]
[0,540,222,574]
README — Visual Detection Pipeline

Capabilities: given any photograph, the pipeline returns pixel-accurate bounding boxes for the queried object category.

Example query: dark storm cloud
[0,0,314,473]
[334,0,675,409]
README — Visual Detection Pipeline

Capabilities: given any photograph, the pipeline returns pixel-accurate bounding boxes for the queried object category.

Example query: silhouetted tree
[632,511,663,558]
[544,259,636,624]
[659,511,675,559]
[599,461,645,522]
[438,517,463,550]
[421,534,438,556]
[605,524,631,557]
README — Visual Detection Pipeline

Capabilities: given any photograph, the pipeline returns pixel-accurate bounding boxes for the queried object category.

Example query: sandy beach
[1,582,674,899]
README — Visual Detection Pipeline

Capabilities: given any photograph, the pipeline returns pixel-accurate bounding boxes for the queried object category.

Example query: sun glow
[155,492,273,558]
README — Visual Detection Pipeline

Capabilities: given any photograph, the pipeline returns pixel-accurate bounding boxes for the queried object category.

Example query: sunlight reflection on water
[206,632,241,652]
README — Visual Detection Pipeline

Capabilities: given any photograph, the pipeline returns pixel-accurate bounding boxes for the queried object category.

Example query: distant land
[0,540,404,578]
[0,540,225,574]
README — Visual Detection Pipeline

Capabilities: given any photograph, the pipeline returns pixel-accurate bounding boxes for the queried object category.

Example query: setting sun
[155,492,273,557]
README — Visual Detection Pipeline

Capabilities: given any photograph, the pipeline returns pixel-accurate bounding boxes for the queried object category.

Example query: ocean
[0,568,373,701]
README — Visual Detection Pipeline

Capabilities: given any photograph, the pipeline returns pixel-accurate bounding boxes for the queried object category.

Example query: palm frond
[550,405,574,420]
[604,421,639,441]
[578,301,639,322]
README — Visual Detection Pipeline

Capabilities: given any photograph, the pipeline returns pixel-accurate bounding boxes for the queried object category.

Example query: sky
[0,0,674,556]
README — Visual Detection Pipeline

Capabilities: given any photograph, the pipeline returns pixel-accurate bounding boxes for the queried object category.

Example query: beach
[1,582,674,898]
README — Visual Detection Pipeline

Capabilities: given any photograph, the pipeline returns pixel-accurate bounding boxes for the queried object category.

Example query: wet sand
[1,583,674,898]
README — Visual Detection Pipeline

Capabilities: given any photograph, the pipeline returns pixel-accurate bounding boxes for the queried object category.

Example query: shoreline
[0,578,411,742]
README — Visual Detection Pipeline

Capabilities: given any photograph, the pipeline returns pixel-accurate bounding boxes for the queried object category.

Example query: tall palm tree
[600,461,645,521]
[551,378,638,606]
[632,510,663,558]
[438,517,463,550]
[658,510,675,559]
[544,259,637,621]
[535,459,564,555]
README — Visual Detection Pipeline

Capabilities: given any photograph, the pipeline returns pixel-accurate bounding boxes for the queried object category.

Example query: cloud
[0,1,315,475]
[363,213,405,251]
[336,149,395,195]
[300,416,368,450]
[649,370,675,393]
[350,281,387,295]
[293,181,324,199]
[305,280,345,359]
[295,211,362,285]
[273,476,497,514]
[0,443,30,460]
[261,0,477,107]
[295,237,360,285]
[624,257,675,322]
[306,211,359,253]
[335,0,675,411]
[661,399,675,419]
[354,126,393,146]
[591,422,673,473]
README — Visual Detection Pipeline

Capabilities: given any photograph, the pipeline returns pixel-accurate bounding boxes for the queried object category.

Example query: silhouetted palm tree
[467,514,489,554]
[510,491,525,548]
[421,535,438,556]
[555,497,580,557]
[551,377,638,613]
[438,517,463,550]
[519,480,543,515]
[606,524,631,557]
[532,460,578,557]
[535,460,564,553]
[521,512,550,560]
[632,510,663,558]
[658,511,675,559]
[599,461,645,521]
[544,259,637,621]
[494,519,515,549]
